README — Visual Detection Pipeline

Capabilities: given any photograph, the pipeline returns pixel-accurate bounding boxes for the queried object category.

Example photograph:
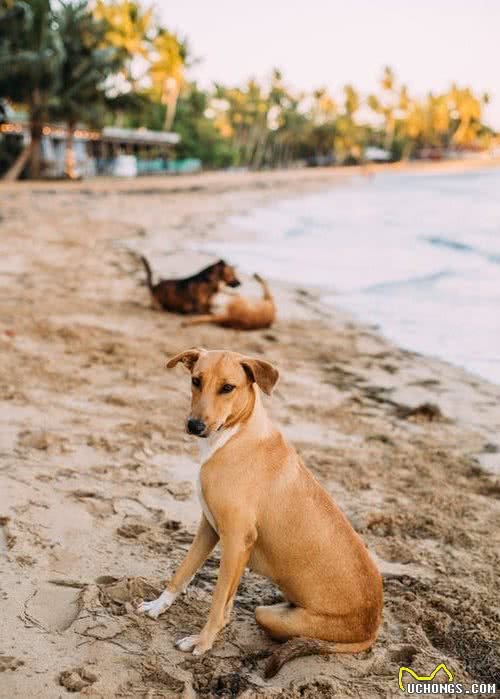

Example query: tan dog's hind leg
[181,314,226,327]
[176,526,257,655]
[256,603,378,677]
[137,515,218,618]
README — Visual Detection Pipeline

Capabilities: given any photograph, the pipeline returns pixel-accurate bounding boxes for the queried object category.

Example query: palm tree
[399,99,425,158]
[0,0,63,179]
[368,66,399,152]
[449,85,485,146]
[334,85,361,163]
[50,0,120,178]
[93,0,152,89]
[149,29,187,131]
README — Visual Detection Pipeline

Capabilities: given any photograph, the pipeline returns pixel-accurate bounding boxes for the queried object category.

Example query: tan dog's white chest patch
[197,425,239,533]
[196,476,217,532]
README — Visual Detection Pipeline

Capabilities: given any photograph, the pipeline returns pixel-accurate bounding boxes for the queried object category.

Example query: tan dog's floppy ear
[167,348,205,372]
[241,357,279,396]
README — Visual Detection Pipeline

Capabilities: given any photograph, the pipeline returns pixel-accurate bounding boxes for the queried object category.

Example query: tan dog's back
[218,295,275,329]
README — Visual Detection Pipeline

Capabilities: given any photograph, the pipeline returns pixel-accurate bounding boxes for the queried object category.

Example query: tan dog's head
[167,348,279,437]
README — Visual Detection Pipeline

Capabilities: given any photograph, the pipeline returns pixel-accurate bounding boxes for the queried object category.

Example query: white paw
[137,590,177,619]
[192,644,207,656]
[175,634,200,653]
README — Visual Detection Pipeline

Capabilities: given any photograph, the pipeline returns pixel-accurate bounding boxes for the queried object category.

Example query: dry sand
[1,167,500,698]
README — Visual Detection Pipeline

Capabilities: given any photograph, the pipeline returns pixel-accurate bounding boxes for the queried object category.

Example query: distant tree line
[0,0,494,179]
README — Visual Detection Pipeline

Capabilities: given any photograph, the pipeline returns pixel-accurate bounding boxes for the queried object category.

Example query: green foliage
[0,0,65,176]
[49,1,120,129]
[0,1,495,178]
[0,0,63,110]
[173,85,237,168]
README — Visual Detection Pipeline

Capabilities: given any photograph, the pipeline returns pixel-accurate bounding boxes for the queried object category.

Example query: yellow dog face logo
[399,662,454,691]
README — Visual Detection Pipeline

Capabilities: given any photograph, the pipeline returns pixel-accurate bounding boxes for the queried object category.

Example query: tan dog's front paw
[175,634,212,655]
[137,590,177,619]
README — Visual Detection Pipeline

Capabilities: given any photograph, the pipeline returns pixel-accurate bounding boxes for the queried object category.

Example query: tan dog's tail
[264,635,376,678]
[140,255,154,291]
[253,273,273,301]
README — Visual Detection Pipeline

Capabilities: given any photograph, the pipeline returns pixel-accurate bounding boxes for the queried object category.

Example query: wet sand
[1,168,500,698]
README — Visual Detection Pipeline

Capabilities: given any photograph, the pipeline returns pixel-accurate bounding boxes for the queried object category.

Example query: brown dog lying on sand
[181,273,276,330]
[138,348,383,677]
[141,256,240,314]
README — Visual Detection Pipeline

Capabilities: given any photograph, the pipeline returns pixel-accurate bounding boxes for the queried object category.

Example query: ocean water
[205,168,500,384]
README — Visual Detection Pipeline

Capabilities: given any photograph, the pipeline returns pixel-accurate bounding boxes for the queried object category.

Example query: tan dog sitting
[138,349,383,676]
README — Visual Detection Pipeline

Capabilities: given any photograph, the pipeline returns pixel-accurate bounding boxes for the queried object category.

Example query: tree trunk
[165,90,179,131]
[384,111,395,151]
[453,116,470,146]
[3,140,33,181]
[252,128,268,170]
[65,122,77,179]
[28,89,44,179]
[29,128,42,178]
[402,140,413,161]
[163,80,179,132]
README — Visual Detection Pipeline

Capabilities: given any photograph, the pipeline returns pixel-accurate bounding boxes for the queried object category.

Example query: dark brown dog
[141,257,240,314]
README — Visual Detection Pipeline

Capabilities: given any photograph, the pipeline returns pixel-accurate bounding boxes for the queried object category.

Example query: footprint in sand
[0,655,24,672]
[116,515,182,555]
[71,491,114,517]
[25,583,81,632]
[17,430,70,452]
[0,516,15,552]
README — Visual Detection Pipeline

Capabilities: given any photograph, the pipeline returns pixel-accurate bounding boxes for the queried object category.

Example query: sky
[158,0,500,128]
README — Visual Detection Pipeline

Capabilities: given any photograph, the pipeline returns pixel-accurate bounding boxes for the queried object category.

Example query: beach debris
[117,520,150,539]
[324,364,361,391]
[482,442,499,454]
[395,402,444,422]
[166,481,193,501]
[59,666,98,692]
[47,579,87,589]
[476,480,500,499]
[366,433,395,445]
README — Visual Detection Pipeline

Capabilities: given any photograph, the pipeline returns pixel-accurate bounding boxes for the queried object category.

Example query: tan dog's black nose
[187,418,206,436]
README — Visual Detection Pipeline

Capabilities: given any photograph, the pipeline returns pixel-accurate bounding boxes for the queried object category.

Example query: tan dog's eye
[220,383,235,394]
[192,377,201,388]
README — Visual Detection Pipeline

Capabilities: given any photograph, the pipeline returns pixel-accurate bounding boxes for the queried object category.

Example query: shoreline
[2,153,500,195]
[1,170,500,697]
[186,164,500,397]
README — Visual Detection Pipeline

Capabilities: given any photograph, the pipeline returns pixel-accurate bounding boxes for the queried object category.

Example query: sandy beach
[1,166,500,698]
